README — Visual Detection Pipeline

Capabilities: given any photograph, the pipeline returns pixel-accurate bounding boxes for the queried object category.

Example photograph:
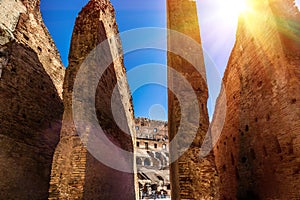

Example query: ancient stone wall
[212,0,300,199]
[135,117,168,140]
[167,0,219,199]
[135,118,170,199]
[0,0,65,96]
[49,0,136,199]
[0,0,65,199]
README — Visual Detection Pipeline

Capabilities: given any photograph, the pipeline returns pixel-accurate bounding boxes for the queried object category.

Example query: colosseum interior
[0,0,299,199]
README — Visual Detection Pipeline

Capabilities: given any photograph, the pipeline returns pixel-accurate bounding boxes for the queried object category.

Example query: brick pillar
[49,0,136,199]
[167,0,219,199]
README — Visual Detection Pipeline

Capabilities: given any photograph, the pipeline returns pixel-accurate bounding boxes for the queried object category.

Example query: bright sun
[218,0,249,18]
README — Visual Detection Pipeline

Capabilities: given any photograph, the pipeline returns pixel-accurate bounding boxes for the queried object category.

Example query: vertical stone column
[212,0,300,199]
[167,0,219,199]
[49,0,136,199]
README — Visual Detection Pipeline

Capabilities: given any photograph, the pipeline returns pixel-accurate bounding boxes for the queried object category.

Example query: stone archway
[144,158,151,167]
[137,157,143,166]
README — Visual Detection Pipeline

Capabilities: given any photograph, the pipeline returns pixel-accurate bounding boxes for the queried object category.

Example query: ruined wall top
[0,0,65,96]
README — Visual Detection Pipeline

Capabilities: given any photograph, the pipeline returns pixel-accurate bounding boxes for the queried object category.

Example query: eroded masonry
[167,0,219,199]
[48,0,136,199]
[212,0,300,199]
[0,0,64,199]
[0,0,300,199]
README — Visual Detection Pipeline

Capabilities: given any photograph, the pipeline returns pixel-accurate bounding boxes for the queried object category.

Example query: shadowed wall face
[212,0,300,199]
[49,0,136,199]
[167,0,219,199]
[0,0,65,199]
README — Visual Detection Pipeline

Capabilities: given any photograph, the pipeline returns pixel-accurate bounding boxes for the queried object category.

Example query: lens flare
[218,0,249,18]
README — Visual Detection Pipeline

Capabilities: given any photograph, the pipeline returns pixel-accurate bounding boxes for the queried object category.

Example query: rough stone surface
[212,0,300,199]
[167,0,219,199]
[0,0,65,199]
[49,0,136,199]
[0,0,65,96]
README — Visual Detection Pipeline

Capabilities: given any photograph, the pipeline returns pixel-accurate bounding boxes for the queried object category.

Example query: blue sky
[41,0,169,121]
[41,0,300,121]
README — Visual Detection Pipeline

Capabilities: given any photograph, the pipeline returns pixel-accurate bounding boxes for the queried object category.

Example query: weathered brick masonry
[48,0,136,199]
[212,0,300,199]
[1,0,299,199]
[167,0,219,199]
[0,0,65,199]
